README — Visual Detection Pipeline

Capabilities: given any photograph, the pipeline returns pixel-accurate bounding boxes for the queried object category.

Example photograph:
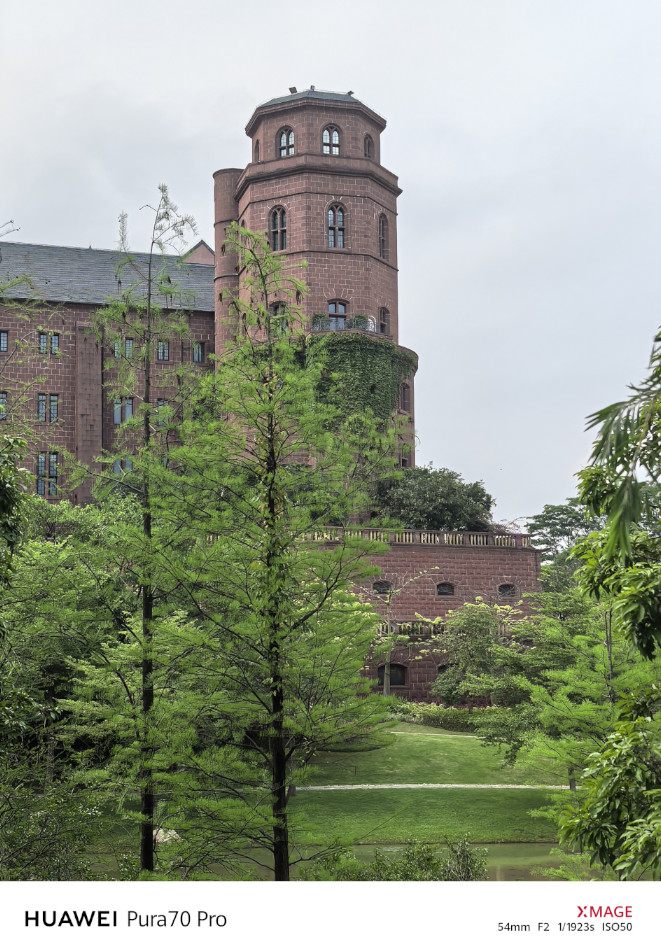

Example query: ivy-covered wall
[307,332,417,420]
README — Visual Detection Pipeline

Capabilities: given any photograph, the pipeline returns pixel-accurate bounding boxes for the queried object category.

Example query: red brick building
[0,87,540,696]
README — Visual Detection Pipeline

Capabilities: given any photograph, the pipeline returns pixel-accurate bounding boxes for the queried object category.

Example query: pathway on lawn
[299,782,567,790]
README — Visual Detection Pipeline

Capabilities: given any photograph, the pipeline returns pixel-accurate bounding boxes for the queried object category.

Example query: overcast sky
[3,0,661,525]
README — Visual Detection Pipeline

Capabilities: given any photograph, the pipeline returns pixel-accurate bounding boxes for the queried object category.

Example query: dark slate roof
[247,88,386,132]
[0,241,215,311]
[259,89,363,108]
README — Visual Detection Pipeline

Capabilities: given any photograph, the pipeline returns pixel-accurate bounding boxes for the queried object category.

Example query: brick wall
[362,536,542,700]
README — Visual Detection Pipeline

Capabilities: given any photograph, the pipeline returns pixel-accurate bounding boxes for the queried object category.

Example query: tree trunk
[568,766,576,792]
[383,654,391,697]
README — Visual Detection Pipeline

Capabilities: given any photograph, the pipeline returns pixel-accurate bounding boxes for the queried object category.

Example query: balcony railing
[310,316,383,333]
[306,528,532,549]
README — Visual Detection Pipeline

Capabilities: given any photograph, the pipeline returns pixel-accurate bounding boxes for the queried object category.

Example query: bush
[299,838,488,881]
[395,701,505,733]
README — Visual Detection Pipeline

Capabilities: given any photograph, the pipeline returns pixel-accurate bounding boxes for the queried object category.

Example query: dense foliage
[371,463,494,531]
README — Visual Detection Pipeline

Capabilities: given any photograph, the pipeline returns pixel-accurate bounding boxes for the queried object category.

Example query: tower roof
[246,87,386,135]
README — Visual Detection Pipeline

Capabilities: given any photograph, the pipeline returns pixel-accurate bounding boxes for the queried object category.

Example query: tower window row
[268,205,389,257]
[260,127,376,162]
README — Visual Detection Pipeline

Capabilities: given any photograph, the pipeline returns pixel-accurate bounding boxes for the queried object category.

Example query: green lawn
[290,787,556,845]
[307,721,561,787]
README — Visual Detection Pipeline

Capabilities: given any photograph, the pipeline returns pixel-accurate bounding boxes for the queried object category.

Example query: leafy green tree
[371,463,494,531]
[81,185,197,874]
[145,224,396,881]
[554,325,661,876]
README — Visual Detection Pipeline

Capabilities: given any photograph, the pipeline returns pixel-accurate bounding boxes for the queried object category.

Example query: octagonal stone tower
[213,87,417,461]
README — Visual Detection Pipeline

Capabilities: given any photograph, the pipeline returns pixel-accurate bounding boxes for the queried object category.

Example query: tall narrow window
[364,134,374,158]
[48,452,58,497]
[113,399,122,425]
[37,453,46,496]
[379,214,389,260]
[328,204,345,248]
[0,392,7,420]
[0,331,7,352]
[38,333,48,354]
[254,139,260,162]
[157,398,169,426]
[157,340,169,361]
[125,338,134,359]
[400,383,411,413]
[125,398,133,420]
[278,128,294,157]
[49,395,58,423]
[271,302,288,332]
[322,126,340,155]
[50,333,59,354]
[192,341,204,363]
[327,300,347,330]
[379,307,390,335]
[270,207,287,251]
[38,394,47,422]
[114,339,121,358]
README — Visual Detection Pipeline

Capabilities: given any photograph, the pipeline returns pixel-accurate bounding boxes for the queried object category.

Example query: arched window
[327,300,347,330]
[436,582,455,597]
[378,214,389,260]
[328,203,345,248]
[278,128,294,157]
[498,584,516,599]
[373,580,392,595]
[400,383,411,413]
[377,664,406,687]
[270,207,287,251]
[322,125,340,155]
[254,139,260,162]
[364,134,374,158]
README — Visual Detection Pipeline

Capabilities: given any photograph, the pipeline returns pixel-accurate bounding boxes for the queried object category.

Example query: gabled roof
[0,241,215,311]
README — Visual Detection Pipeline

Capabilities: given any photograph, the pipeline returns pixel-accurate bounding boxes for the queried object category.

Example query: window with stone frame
[377,664,406,687]
[254,139,260,162]
[192,341,204,363]
[278,128,294,157]
[0,331,8,352]
[270,207,287,251]
[327,300,347,330]
[378,307,390,335]
[498,584,516,599]
[373,580,392,595]
[379,214,389,260]
[436,582,455,597]
[327,204,345,248]
[322,125,340,155]
[157,340,169,361]
[0,392,6,420]
[364,134,374,158]
[399,382,411,413]
[36,451,58,497]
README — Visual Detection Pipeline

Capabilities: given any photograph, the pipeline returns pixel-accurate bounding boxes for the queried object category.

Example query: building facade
[0,87,540,697]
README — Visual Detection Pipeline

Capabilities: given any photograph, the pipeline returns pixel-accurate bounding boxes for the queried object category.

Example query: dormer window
[328,204,345,248]
[270,207,287,251]
[278,128,294,157]
[322,125,340,155]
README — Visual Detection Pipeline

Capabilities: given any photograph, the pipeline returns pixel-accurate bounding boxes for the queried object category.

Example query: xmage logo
[577,906,632,919]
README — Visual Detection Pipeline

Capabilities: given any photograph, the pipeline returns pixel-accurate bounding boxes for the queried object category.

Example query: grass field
[307,721,561,787]
[288,721,559,846]
[291,787,556,844]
